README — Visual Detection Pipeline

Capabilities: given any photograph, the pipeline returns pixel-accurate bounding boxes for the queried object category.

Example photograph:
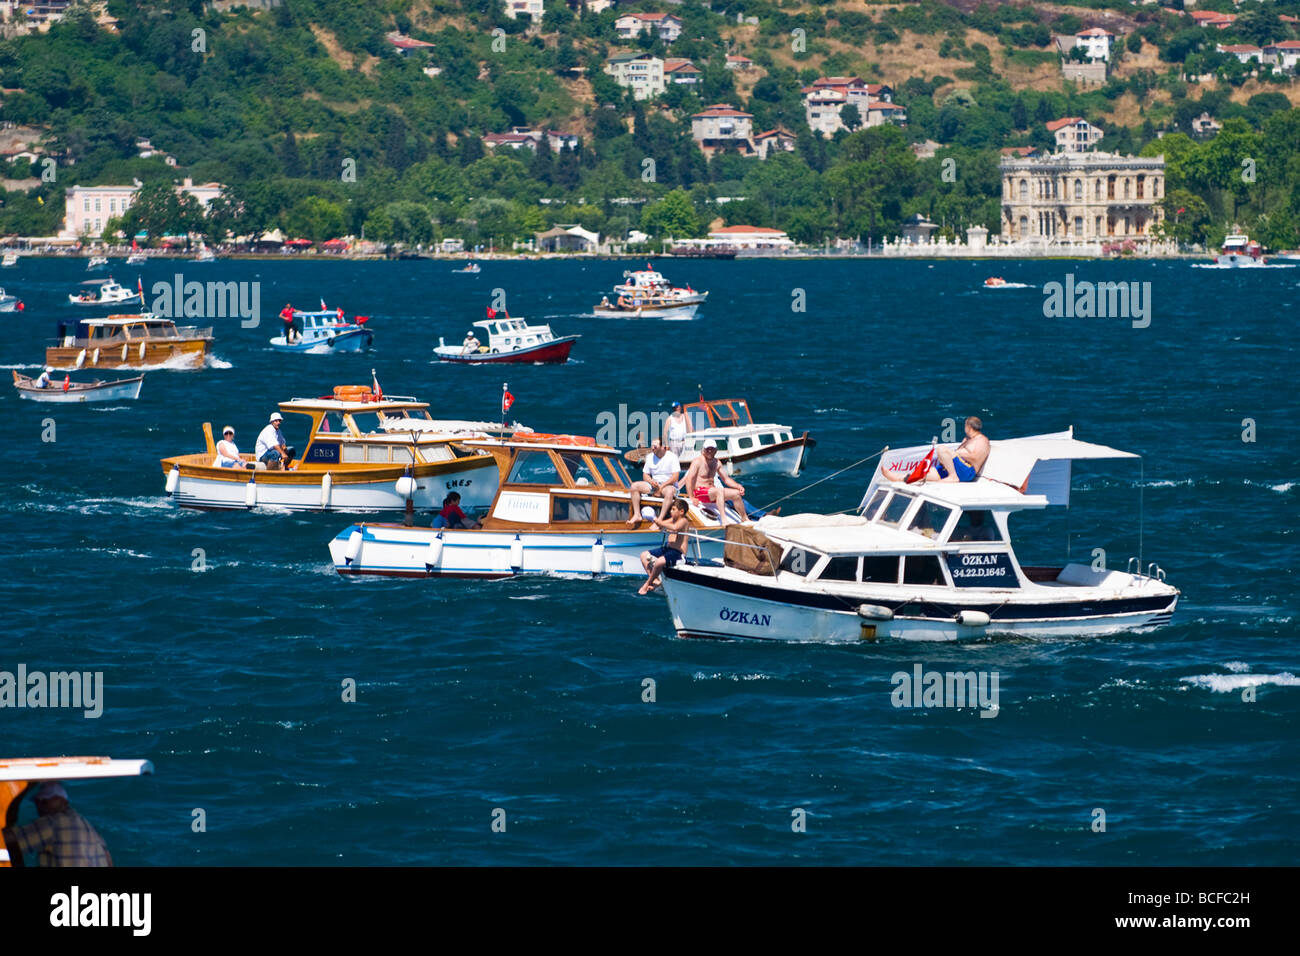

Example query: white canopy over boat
[861,427,1139,510]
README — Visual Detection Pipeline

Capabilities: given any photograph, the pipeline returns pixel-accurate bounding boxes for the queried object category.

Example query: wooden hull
[435,336,578,364]
[161,453,499,512]
[46,339,209,370]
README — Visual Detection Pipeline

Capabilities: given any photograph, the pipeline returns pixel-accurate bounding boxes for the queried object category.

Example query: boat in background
[435,309,578,364]
[46,313,213,369]
[0,287,23,311]
[13,369,143,402]
[68,277,143,307]
[161,387,511,511]
[1,756,153,867]
[664,429,1179,643]
[627,394,814,477]
[329,432,733,578]
[270,304,373,353]
[1,252,18,268]
[983,277,1031,289]
[592,266,707,319]
[1192,232,1294,269]
[126,252,147,265]
[193,245,216,263]
[454,262,481,274]
[86,255,108,270]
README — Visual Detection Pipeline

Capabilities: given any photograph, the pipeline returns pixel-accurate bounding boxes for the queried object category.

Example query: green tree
[640,187,701,238]
[284,197,346,241]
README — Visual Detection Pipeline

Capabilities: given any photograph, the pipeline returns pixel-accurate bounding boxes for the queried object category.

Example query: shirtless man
[685,440,748,524]
[885,417,990,484]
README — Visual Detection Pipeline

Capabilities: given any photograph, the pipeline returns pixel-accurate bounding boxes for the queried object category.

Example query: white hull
[168,464,497,512]
[681,441,810,478]
[17,379,143,403]
[331,524,725,578]
[592,304,698,320]
[663,569,1178,643]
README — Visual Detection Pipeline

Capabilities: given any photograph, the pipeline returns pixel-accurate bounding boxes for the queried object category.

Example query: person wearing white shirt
[213,425,247,468]
[663,400,691,456]
[626,436,680,526]
[34,367,52,388]
[255,412,292,470]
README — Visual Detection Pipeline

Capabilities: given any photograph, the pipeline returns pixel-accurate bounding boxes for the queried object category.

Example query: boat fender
[857,604,894,621]
[509,533,523,571]
[165,465,180,496]
[424,532,443,571]
[139,342,147,361]
[244,476,257,508]
[121,343,129,362]
[955,610,990,628]
[395,475,417,499]
[591,537,605,575]
[327,335,335,348]
[344,529,363,565]
[74,349,86,369]
[320,472,332,508]
[91,348,100,366]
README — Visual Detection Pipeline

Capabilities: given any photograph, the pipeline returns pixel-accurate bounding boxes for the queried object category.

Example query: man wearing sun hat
[255,412,293,470]
[2,782,112,867]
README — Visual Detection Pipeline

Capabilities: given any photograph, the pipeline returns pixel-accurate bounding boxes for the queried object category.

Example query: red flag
[372,369,383,401]
[904,446,935,484]
[1176,207,1186,215]
[502,387,514,418]
[486,306,496,319]
[354,315,369,325]
[63,375,70,393]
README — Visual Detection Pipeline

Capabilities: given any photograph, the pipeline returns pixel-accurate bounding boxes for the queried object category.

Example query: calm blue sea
[1,256,1296,865]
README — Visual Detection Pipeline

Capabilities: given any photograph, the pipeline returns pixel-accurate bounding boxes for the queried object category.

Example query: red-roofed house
[1190,11,1237,29]
[691,105,754,156]
[483,128,581,152]
[802,77,903,135]
[614,13,683,42]
[1217,43,1263,64]
[1046,117,1104,152]
[1264,40,1300,72]
[725,55,755,71]
[1000,146,1039,158]
[1075,27,1116,61]
[753,128,797,160]
[664,58,702,85]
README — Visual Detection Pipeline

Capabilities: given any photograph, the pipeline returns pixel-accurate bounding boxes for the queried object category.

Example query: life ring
[333,385,372,400]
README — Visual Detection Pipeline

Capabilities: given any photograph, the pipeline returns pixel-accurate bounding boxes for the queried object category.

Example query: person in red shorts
[684,440,748,525]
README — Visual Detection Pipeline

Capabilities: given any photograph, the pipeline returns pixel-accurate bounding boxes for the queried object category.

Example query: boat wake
[0,362,42,370]
[1180,671,1299,692]
[1192,263,1296,269]
[205,355,233,369]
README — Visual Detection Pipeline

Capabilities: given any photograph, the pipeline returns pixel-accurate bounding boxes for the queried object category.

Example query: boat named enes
[161,388,509,511]
[330,433,738,578]
[663,430,1178,642]
[46,314,213,370]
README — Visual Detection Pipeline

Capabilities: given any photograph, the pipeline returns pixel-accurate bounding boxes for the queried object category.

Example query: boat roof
[464,436,622,455]
[471,317,532,330]
[755,514,945,556]
[0,756,154,782]
[281,395,428,413]
[879,478,1051,509]
[76,314,168,326]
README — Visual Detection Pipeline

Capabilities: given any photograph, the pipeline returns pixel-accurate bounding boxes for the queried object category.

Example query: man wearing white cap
[1,781,112,867]
[34,367,53,389]
[684,439,748,525]
[255,412,293,470]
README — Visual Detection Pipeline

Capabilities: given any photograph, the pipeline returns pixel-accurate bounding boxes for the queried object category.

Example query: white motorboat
[162,388,514,512]
[592,265,707,319]
[627,395,814,477]
[193,245,216,263]
[329,433,739,578]
[1192,232,1291,269]
[68,277,143,307]
[13,369,144,403]
[663,429,1179,643]
[126,252,147,265]
[454,262,481,274]
[1,252,19,267]
[86,255,109,270]
[435,310,579,364]
[0,287,23,311]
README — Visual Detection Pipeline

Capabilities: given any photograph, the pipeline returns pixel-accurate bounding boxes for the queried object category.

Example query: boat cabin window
[508,451,563,485]
[778,547,816,577]
[879,492,913,527]
[861,555,901,584]
[736,436,754,450]
[903,555,946,586]
[593,457,625,487]
[557,452,598,487]
[907,501,953,539]
[390,446,415,464]
[863,489,890,521]
[349,411,383,434]
[818,556,860,582]
[316,412,346,434]
[688,407,710,430]
[949,509,1002,542]
[758,433,776,447]
[552,495,592,522]
[419,445,455,464]
[597,499,625,523]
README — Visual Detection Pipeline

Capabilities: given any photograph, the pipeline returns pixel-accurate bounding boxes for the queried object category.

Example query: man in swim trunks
[684,439,748,524]
[932,416,989,482]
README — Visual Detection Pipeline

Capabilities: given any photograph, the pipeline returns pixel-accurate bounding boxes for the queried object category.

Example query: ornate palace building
[999,151,1167,250]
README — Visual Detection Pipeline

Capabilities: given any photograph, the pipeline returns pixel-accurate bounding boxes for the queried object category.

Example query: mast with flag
[371,368,383,401]
[501,382,514,431]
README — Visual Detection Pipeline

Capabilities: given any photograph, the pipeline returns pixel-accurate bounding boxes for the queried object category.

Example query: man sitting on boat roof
[884,416,990,484]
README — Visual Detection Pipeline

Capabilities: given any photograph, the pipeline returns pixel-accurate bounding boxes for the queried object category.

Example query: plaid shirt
[10,808,111,867]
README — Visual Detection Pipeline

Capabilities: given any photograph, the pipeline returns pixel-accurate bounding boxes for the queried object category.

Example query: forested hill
[2,0,1300,248]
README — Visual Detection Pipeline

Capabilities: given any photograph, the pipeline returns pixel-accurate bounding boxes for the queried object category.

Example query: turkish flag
[904,446,935,484]
[486,306,496,319]
[63,375,70,392]
[502,389,515,417]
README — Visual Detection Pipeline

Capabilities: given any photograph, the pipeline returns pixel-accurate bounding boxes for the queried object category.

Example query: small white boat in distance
[13,368,144,402]
[126,252,147,265]
[68,277,144,307]
[0,287,23,311]
[193,245,216,263]
[454,262,481,274]
[592,265,707,319]
[0,756,153,867]
[435,311,579,364]
[1,252,18,267]
[86,255,109,270]
[663,429,1179,643]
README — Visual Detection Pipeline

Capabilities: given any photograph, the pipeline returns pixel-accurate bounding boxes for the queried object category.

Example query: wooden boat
[329,433,736,578]
[68,277,143,307]
[161,388,513,511]
[1,756,153,867]
[627,394,814,477]
[46,314,213,370]
[435,312,578,364]
[13,369,143,403]
[592,266,707,319]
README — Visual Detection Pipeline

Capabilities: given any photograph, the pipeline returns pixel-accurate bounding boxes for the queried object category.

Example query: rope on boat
[756,446,888,514]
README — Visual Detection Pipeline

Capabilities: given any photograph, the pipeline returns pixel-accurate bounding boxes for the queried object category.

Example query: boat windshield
[349,411,389,434]
[315,411,347,434]
[507,450,563,485]
[949,509,1002,542]
[778,547,816,577]
[557,452,599,487]
[863,488,890,520]
[906,501,952,539]
[879,492,913,527]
